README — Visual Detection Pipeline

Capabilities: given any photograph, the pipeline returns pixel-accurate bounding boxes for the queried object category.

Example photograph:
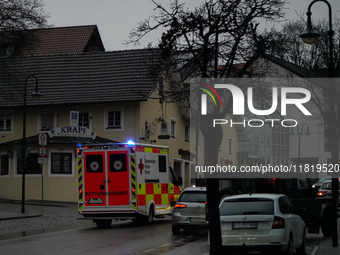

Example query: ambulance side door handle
[103,180,110,183]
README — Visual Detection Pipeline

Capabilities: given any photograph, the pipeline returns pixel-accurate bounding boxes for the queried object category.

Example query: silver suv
[171,187,207,234]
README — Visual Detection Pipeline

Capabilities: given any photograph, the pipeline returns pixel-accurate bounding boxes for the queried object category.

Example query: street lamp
[292,123,310,166]
[21,75,42,213]
[299,0,338,247]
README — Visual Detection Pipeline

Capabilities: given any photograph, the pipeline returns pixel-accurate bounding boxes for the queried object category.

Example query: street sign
[39,133,47,146]
[38,146,48,158]
[38,158,48,164]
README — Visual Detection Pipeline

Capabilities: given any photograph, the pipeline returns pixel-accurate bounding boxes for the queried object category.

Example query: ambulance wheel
[145,205,154,224]
[95,219,112,228]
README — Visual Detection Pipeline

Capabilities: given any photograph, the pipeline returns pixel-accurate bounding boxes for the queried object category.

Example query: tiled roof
[262,54,323,78]
[13,25,105,56]
[0,49,163,107]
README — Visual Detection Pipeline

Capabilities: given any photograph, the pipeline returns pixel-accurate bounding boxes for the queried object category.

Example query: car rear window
[178,191,206,203]
[321,182,332,190]
[220,198,274,216]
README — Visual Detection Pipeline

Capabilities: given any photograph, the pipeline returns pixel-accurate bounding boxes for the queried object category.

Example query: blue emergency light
[127,140,135,146]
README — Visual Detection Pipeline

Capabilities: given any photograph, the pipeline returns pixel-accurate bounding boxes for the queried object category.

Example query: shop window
[51,153,72,174]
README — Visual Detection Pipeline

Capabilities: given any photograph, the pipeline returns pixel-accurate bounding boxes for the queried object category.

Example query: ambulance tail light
[174,203,187,209]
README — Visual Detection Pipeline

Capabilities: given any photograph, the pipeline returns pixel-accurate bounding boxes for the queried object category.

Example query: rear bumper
[220,244,284,253]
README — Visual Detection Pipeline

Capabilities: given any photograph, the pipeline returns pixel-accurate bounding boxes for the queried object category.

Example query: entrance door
[107,150,130,206]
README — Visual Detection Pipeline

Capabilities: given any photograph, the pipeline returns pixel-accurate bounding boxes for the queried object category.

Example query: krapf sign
[48,126,96,139]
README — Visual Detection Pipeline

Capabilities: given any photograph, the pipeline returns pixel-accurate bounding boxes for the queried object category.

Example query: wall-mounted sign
[48,126,96,139]
[70,111,79,126]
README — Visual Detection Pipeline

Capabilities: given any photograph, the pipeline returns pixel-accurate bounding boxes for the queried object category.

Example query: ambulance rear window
[159,155,166,173]
[109,154,127,172]
[86,155,103,173]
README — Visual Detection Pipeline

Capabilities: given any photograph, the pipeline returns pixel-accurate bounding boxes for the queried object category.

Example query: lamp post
[21,75,42,213]
[299,0,338,247]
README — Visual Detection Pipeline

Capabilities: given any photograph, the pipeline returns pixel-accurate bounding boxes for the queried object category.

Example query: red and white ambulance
[77,141,182,227]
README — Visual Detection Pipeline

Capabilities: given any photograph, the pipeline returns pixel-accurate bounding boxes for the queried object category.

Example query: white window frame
[0,112,13,133]
[171,118,177,139]
[184,124,189,142]
[229,137,233,155]
[39,111,55,131]
[105,107,123,130]
[78,109,91,128]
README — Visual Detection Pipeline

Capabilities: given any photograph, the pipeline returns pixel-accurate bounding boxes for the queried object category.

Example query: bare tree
[273,18,340,76]
[0,0,49,55]
[128,0,287,253]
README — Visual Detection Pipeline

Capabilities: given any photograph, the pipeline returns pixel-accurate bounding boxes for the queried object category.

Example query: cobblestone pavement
[0,200,83,236]
[0,215,77,234]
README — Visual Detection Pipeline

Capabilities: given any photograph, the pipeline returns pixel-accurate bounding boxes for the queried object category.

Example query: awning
[0,135,118,147]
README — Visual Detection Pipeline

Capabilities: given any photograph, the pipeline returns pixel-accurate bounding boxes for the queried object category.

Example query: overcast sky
[42,0,340,51]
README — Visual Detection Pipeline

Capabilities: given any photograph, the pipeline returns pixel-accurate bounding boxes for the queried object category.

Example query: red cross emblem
[113,160,123,170]
[90,161,99,171]
[138,158,144,174]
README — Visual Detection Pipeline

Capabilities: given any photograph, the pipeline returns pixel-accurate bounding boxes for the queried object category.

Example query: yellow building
[0,49,191,202]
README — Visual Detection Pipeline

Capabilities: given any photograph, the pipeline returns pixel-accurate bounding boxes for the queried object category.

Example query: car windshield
[220,198,274,216]
[179,191,206,203]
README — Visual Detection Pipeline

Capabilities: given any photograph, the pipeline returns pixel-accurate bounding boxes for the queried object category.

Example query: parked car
[312,176,331,190]
[316,180,340,203]
[218,193,306,255]
[171,186,207,234]
[217,178,333,237]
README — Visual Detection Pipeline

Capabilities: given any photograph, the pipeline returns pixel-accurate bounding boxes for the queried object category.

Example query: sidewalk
[313,221,340,255]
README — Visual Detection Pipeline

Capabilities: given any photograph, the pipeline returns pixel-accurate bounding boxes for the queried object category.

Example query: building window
[184,125,189,142]
[0,113,12,132]
[0,155,9,176]
[229,138,233,155]
[17,153,41,174]
[51,153,72,174]
[105,108,123,130]
[171,118,177,139]
[79,111,90,128]
[40,112,54,131]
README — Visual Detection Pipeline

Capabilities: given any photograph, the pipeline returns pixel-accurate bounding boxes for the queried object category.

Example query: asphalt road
[0,201,325,255]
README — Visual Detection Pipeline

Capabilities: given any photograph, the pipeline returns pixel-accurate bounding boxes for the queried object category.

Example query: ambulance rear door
[107,150,130,206]
[83,151,107,206]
